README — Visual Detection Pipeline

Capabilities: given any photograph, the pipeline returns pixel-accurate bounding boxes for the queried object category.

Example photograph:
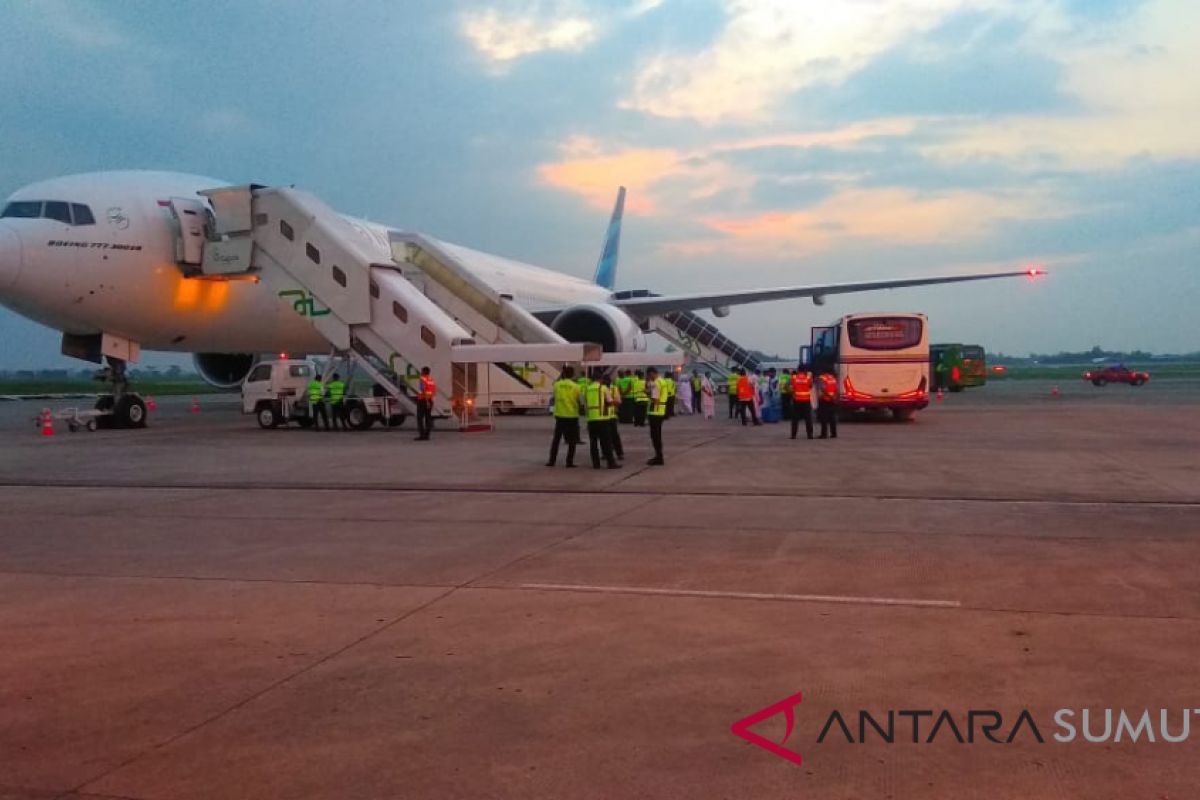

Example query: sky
[0,0,1196,368]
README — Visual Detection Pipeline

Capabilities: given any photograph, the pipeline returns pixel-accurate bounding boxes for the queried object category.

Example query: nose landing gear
[94,357,148,429]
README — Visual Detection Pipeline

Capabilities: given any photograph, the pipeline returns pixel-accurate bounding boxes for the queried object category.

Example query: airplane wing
[608,268,1043,316]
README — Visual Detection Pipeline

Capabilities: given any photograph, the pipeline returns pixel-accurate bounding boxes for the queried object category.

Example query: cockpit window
[44,201,71,224]
[1,200,98,226]
[71,204,95,226]
[1,201,42,219]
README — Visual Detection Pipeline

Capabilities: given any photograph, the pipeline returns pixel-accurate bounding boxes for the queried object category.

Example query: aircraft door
[168,197,210,270]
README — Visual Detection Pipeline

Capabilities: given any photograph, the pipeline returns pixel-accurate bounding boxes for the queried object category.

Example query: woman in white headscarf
[700,372,716,419]
[676,371,694,415]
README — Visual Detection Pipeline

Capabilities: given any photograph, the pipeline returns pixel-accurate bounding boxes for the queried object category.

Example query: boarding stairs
[612,290,761,377]
[182,185,594,418]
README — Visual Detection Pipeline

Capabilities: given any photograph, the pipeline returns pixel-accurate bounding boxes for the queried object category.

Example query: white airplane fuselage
[0,171,612,357]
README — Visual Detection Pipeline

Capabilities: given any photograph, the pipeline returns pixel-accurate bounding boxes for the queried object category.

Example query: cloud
[460,3,598,70]
[459,0,668,71]
[676,187,1065,257]
[537,120,919,213]
[923,0,1200,167]
[621,0,990,123]
[32,0,127,49]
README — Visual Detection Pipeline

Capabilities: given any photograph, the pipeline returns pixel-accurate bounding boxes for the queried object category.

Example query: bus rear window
[848,317,923,350]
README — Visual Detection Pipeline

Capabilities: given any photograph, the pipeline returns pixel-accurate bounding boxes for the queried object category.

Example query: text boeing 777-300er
[0,170,1042,426]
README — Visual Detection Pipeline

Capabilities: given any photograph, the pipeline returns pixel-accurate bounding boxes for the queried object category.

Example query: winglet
[592,186,625,289]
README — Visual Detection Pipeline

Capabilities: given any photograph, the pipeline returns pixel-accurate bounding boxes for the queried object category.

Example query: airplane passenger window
[1,201,42,218]
[71,204,96,225]
[44,201,71,224]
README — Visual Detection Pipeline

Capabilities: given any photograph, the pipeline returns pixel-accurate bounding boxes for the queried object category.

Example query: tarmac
[0,378,1197,799]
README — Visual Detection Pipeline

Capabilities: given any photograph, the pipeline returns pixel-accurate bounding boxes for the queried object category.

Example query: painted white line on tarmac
[518,583,961,609]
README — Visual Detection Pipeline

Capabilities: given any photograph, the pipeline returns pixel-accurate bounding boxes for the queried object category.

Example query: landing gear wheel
[114,395,147,429]
[257,403,280,429]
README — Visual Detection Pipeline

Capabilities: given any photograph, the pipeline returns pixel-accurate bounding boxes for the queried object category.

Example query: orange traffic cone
[935,387,944,402]
[190,397,200,413]
[146,396,157,412]
[40,408,54,437]
[1051,385,1060,398]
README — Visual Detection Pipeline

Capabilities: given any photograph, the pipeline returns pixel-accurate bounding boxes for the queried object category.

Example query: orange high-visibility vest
[736,375,753,402]
[419,375,436,401]
[818,373,837,402]
[791,372,813,402]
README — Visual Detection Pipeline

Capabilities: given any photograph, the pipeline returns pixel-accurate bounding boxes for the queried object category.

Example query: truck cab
[242,359,317,428]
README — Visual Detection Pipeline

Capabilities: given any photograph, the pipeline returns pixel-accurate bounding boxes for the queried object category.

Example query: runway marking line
[518,582,961,609]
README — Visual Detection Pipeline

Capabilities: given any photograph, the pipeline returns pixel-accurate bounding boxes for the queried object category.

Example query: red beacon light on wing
[1026,266,1045,278]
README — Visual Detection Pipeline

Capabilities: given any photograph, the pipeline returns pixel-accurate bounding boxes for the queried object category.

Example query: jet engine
[193,352,257,389]
[549,303,646,353]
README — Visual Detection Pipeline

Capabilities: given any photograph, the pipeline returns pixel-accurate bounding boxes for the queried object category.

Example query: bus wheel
[891,408,915,422]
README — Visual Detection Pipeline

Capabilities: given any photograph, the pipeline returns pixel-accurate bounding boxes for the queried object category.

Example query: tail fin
[592,186,625,289]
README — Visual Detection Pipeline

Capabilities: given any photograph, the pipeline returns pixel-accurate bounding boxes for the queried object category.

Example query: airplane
[0,170,1043,426]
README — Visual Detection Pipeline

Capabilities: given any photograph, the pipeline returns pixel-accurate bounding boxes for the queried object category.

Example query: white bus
[806,312,930,421]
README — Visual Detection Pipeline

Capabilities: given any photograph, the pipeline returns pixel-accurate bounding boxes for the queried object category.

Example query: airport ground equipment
[612,290,761,379]
[189,185,594,424]
[35,406,107,433]
[241,358,410,430]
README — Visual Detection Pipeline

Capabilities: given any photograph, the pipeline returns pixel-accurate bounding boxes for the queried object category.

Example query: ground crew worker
[645,367,667,465]
[736,368,760,426]
[779,369,793,421]
[817,371,838,439]
[790,368,814,440]
[603,373,624,462]
[546,365,582,467]
[663,370,677,418]
[307,375,329,431]
[585,373,618,469]
[328,372,347,431]
[726,371,739,418]
[415,366,436,441]
[690,372,702,414]
[617,370,634,424]
[632,370,649,427]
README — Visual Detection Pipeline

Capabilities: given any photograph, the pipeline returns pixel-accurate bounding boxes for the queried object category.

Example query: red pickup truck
[1081,365,1150,386]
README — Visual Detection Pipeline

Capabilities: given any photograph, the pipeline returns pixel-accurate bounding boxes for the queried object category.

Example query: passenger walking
[676,371,694,416]
[414,366,436,440]
[789,367,814,440]
[817,371,838,439]
[328,372,347,431]
[646,367,667,465]
[585,372,619,469]
[307,376,329,431]
[546,366,583,467]
[700,372,716,419]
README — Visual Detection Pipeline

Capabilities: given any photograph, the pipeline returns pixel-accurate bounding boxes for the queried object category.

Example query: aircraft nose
[0,222,21,292]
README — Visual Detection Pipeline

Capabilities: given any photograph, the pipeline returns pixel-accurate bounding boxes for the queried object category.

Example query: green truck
[931,344,987,392]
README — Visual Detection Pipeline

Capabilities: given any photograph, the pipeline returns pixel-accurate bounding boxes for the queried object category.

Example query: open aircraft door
[166,197,210,271]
